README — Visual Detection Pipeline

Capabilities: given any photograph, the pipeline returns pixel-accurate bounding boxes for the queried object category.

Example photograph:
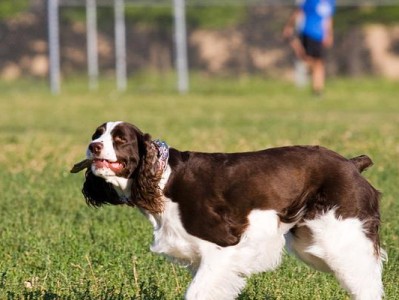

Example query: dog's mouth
[92,159,125,172]
[70,158,126,174]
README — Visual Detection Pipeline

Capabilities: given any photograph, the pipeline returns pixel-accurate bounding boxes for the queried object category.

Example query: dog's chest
[147,201,202,266]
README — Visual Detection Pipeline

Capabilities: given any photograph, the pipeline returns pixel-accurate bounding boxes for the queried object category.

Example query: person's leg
[311,58,325,94]
[291,37,307,60]
[301,35,325,95]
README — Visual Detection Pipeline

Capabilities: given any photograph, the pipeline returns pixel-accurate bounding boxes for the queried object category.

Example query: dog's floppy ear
[82,169,124,206]
[130,133,164,214]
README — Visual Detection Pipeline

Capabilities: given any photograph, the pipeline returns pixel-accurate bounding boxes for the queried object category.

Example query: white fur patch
[184,210,293,300]
[149,166,201,267]
[146,184,293,300]
[107,177,132,199]
[298,209,385,300]
[87,121,122,165]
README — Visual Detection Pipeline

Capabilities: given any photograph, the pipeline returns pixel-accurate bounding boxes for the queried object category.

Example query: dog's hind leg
[286,225,332,273]
[304,210,385,300]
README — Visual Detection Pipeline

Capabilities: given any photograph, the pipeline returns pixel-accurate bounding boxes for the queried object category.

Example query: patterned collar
[152,139,170,173]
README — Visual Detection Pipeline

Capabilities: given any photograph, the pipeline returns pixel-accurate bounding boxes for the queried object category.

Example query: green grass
[0,75,398,299]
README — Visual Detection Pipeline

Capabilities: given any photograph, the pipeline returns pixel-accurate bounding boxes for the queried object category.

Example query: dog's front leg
[185,245,246,300]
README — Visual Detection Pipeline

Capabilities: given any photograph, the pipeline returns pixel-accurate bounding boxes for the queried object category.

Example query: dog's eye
[114,136,126,144]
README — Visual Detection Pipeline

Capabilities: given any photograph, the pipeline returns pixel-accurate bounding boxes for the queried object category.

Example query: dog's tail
[350,155,373,173]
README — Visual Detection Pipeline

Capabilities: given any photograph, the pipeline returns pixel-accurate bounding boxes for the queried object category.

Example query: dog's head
[71,121,164,213]
[87,121,144,180]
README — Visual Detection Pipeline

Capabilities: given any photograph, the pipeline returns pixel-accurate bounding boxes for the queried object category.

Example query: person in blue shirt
[283,0,336,95]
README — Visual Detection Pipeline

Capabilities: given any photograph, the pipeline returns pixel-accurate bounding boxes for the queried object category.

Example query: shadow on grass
[7,291,59,300]
[5,280,166,300]
[6,289,277,300]
[6,290,165,300]
[238,293,276,300]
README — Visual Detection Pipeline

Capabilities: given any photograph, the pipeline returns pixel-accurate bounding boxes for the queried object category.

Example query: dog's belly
[149,204,297,276]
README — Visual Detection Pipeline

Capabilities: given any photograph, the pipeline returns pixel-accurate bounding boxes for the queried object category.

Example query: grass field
[0,76,398,299]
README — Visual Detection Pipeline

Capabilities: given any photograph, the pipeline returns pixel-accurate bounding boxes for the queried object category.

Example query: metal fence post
[86,0,99,90]
[173,0,189,93]
[48,0,60,94]
[114,0,127,91]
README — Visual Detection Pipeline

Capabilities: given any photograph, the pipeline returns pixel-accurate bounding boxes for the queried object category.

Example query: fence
[49,0,188,94]
[47,0,399,94]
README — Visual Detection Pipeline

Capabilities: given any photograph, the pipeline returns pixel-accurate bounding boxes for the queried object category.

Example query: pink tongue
[109,161,123,172]
[94,160,123,172]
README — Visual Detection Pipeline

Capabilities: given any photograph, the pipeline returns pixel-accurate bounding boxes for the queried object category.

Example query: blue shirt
[299,0,336,41]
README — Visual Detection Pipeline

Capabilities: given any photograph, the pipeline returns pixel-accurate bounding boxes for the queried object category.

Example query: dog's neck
[105,176,132,202]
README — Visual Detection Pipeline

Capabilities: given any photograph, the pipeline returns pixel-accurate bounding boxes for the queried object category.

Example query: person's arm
[282,9,301,40]
[283,9,306,60]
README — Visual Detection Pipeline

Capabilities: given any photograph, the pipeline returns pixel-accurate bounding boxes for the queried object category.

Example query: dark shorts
[300,34,324,59]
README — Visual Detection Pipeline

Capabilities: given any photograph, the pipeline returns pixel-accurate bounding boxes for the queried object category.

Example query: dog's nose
[89,142,103,155]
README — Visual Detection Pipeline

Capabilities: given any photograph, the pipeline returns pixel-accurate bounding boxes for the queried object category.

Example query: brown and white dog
[71,121,386,300]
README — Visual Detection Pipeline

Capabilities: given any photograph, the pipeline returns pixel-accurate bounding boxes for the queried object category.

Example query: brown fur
[130,134,164,214]
[76,122,381,255]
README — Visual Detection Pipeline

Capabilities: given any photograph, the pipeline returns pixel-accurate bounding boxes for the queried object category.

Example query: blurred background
[1,0,399,92]
[1,2,399,299]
